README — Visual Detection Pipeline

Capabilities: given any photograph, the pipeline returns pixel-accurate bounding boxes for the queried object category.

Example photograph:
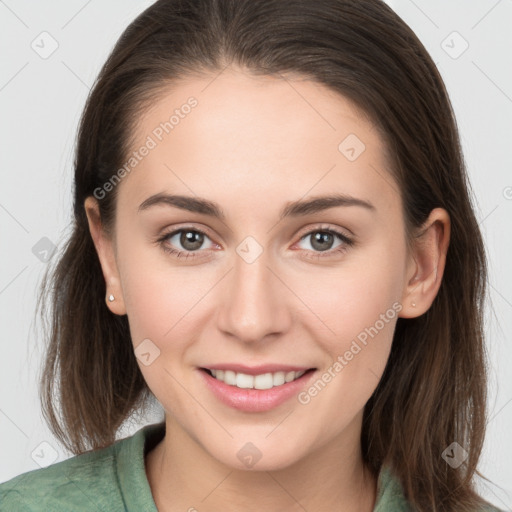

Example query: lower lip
[198,368,316,412]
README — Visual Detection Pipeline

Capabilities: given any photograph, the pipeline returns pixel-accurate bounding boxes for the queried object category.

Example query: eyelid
[157,223,216,241]
[294,223,354,243]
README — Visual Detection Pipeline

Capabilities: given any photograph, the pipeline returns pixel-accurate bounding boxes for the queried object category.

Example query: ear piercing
[411,302,416,307]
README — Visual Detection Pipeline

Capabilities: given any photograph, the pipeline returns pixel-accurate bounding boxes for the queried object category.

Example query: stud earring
[411,302,416,307]
[108,294,115,302]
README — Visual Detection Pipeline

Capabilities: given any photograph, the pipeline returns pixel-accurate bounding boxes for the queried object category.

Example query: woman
[0,0,503,510]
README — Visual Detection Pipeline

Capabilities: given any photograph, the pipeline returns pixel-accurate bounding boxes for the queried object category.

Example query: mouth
[198,366,317,412]
[200,367,316,390]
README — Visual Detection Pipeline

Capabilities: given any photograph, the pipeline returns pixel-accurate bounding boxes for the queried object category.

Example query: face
[87,67,431,471]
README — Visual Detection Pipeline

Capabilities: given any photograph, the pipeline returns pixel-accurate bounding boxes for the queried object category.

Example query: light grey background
[1,0,511,509]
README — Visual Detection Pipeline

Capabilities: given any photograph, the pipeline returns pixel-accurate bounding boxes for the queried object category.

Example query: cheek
[294,292,401,435]
[118,246,207,411]
[299,236,405,344]
[117,237,206,345]
[294,236,405,406]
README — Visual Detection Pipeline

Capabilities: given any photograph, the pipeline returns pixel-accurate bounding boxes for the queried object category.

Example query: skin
[85,66,450,512]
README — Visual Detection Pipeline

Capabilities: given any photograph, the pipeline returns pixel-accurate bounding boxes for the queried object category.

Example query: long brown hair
[38,0,494,510]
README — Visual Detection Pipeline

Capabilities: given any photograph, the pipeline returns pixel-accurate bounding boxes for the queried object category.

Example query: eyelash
[156,225,355,261]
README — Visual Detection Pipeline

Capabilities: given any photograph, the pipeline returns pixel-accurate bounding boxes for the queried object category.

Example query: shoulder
[374,466,505,512]
[374,465,414,511]
[0,422,164,512]
[0,440,121,511]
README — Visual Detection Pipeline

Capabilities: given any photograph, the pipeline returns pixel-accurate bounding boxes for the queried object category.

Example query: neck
[146,413,377,512]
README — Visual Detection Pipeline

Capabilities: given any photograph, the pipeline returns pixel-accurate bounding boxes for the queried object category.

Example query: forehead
[121,68,398,216]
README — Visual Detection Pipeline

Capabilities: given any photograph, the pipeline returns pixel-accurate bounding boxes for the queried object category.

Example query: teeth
[254,373,272,390]
[236,373,254,389]
[209,369,307,389]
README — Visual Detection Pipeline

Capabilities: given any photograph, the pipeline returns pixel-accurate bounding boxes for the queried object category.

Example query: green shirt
[0,422,502,511]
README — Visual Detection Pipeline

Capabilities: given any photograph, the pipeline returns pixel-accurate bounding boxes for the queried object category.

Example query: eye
[156,224,354,261]
[294,226,354,259]
[157,227,216,259]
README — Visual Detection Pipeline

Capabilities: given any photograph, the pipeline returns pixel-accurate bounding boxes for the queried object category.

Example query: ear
[399,207,451,318]
[84,196,127,315]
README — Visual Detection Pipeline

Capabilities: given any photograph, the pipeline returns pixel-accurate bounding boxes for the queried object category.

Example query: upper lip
[201,364,315,375]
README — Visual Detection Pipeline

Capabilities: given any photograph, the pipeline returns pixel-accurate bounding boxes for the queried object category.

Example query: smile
[204,368,308,390]
[198,366,317,412]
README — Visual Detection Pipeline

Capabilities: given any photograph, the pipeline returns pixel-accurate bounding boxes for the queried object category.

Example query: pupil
[181,231,203,250]
[312,232,332,251]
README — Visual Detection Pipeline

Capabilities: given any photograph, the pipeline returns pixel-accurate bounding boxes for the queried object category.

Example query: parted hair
[38,1,495,510]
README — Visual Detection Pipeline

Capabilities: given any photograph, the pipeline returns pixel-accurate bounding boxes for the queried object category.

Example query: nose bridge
[217,239,289,342]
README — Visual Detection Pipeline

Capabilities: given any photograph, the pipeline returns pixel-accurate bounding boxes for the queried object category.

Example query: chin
[203,435,309,472]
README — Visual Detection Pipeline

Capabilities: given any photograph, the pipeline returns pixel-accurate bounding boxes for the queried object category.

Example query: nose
[216,245,291,344]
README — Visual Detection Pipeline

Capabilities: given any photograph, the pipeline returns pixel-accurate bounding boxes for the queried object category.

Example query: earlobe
[399,208,450,319]
[84,196,127,316]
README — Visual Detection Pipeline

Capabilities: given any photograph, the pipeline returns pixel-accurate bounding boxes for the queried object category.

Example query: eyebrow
[138,192,376,220]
